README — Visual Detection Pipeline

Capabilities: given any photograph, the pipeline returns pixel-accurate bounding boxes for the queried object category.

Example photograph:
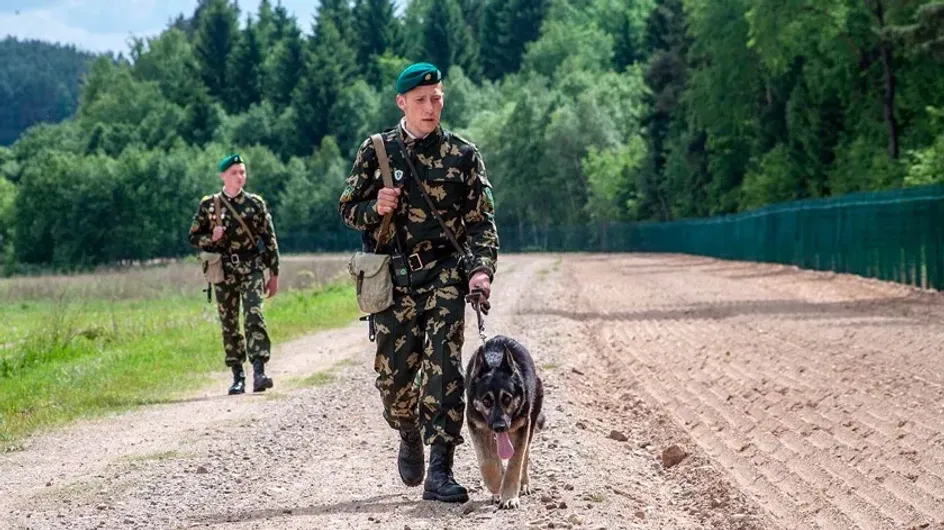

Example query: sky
[0,0,324,55]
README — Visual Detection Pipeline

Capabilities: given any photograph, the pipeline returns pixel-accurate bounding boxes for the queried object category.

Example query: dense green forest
[1,0,943,272]
[0,37,96,146]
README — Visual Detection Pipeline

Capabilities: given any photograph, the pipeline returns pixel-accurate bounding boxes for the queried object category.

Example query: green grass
[0,281,360,451]
[293,357,360,388]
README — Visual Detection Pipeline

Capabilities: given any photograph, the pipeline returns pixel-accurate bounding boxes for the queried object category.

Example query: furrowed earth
[3,253,943,530]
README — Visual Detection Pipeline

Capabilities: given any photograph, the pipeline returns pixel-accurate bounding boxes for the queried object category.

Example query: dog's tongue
[496,432,515,460]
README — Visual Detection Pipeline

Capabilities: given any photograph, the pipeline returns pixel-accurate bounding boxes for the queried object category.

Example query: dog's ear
[469,345,487,378]
[500,345,518,374]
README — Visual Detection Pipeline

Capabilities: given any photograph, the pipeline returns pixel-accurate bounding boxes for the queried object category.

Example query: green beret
[396,62,442,94]
[217,153,244,172]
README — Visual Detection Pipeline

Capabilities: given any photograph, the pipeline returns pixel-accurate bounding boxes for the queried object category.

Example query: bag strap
[218,193,257,243]
[393,132,468,258]
[213,194,222,228]
[370,133,396,253]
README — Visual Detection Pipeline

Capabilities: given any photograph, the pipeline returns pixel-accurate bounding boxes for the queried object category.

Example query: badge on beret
[396,62,443,94]
[394,169,404,182]
[218,153,243,172]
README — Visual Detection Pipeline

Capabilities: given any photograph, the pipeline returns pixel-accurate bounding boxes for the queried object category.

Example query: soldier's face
[397,83,444,137]
[220,163,246,190]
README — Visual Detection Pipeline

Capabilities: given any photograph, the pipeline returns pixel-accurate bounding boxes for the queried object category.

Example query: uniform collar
[222,187,244,200]
[400,117,423,140]
[398,119,443,151]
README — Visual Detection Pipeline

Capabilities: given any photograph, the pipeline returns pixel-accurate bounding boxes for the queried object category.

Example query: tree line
[1,0,943,273]
[0,37,94,146]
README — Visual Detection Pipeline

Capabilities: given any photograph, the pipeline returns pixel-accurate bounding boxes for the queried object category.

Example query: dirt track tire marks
[0,254,774,530]
[570,253,944,530]
[3,253,943,530]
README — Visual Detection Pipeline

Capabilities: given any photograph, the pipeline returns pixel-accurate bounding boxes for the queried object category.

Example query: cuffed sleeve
[260,199,280,276]
[188,197,220,252]
[339,139,382,231]
[462,149,499,280]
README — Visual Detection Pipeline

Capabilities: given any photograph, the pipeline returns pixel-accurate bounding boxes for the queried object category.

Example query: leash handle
[465,288,489,345]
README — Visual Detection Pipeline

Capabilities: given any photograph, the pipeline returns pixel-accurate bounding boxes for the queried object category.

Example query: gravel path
[3,253,943,530]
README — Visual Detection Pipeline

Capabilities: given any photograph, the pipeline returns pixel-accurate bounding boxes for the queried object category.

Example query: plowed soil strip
[4,253,944,530]
[569,253,944,530]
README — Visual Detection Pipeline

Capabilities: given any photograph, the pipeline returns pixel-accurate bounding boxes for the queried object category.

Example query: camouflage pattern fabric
[373,285,467,445]
[339,124,500,446]
[339,125,498,292]
[188,190,279,366]
[214,267,271,366]
[188,190,280,277]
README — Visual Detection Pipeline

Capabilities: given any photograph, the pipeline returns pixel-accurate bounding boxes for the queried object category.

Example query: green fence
[278,183,944,291]
[624,183,944,291]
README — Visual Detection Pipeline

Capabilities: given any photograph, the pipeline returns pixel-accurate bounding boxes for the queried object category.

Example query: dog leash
[465,288,489,346]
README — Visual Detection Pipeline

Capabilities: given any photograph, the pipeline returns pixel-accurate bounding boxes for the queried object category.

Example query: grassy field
[0,255,360,451]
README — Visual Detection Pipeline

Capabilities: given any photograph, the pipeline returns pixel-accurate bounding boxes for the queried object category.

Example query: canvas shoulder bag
[348,134,397,315]
[200,194,225,286]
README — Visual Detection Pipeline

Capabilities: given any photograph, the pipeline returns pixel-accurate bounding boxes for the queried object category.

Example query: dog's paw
[520,484,532,496]
[490,494,501,504]
[498,496,520,509]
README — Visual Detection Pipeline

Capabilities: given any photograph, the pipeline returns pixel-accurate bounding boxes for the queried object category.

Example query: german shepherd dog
[465,335,545,509]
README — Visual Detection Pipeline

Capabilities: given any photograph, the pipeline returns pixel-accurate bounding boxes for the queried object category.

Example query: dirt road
[2,254,943,530]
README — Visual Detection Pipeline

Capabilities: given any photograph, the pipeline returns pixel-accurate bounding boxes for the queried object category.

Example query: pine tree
[193,0,239,103]
[256,0,275,49]
[639,0,693,220]
[423,0,480,79]
[508,0,547,72]
[227,16,264,113]
[266,19,304,112]
[458,0,485,37]
[271,2,292,40]
[170,0,213,37]
[182,89,221,147]
[353,0,401,88]
[479,0,546,80]
[292,14,357,156]
[479,0,512,80]
[317,0,357,51]
[614,10,640,70]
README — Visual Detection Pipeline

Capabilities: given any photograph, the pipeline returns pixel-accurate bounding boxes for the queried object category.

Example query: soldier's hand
[469,271,491,300]
[265,275,279,299]
[211,225,224,242]
[375,188,401,216]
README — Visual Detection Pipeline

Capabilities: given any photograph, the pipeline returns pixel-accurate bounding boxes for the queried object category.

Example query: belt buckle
[230,254,240,265]
[408,253,423,272]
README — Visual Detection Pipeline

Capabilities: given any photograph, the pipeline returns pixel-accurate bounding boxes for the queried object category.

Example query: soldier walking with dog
[339,62,499,503]
[189,153,280,396]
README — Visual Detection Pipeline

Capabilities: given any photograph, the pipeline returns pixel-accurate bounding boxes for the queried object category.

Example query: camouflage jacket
[339,124,499,293]
[188,190,280,277]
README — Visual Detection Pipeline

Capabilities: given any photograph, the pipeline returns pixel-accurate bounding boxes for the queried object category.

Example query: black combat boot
[228,365,245,395]
[422,443,469,503]
[252,358,274,393]
[398,428,425,487]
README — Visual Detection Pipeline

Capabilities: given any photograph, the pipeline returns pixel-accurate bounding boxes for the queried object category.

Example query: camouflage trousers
[213,268,271,367]
[373,285,466,446]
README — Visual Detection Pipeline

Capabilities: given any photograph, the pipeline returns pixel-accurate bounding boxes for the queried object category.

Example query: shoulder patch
[247,192,267,207]
[449,131,477,149]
